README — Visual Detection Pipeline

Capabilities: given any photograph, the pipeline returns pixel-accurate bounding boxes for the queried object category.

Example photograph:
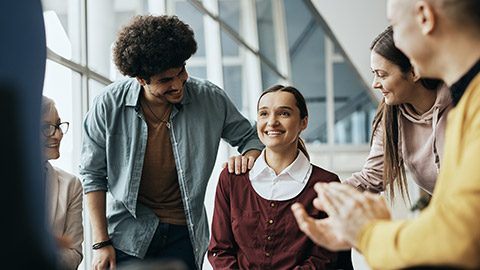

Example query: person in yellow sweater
[291,0,480,269]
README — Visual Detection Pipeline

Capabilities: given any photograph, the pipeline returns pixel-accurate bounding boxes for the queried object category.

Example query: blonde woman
[42,96,83,269]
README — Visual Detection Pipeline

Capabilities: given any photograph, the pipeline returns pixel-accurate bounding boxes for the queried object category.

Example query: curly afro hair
[113,15,197,82]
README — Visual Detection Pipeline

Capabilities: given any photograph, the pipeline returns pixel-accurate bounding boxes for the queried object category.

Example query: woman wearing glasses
[42,96,83,270]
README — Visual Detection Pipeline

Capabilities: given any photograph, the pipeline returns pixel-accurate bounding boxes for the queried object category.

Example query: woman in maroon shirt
[208,85,341,269]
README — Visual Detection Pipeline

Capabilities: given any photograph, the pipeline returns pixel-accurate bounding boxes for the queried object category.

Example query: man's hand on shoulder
[222,149,261,175]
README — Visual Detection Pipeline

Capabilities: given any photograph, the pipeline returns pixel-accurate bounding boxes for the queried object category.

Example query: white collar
[250,149,311,183]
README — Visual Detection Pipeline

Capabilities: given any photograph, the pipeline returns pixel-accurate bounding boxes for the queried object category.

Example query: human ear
[300,116,308,131]
[415,1,435,35]
[136,76,147,86]
[411,66,421,82]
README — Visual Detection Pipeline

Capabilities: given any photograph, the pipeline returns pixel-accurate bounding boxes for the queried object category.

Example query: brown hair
[370,26,441,201]
[371,101,408,201]
[257,85,309,160]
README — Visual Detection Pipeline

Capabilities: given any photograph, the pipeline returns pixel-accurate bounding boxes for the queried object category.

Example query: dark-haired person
[344,26,452,199]
[292,0,480,268]
[208,85,340,269]
[43,96,83,270]
[79,15,263,270]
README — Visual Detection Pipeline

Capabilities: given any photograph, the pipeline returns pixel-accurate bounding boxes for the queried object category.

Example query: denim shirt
[79,77,263,269]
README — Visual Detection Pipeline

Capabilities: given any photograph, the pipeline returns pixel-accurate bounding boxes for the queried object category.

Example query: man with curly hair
[80,15,263,270]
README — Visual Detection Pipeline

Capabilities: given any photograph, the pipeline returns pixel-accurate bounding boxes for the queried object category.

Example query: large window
[282,0,377,144]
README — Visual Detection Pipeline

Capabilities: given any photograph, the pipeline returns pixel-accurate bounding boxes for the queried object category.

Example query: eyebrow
[258,106,294,110]
[156,65,186,82]
[157,76,173,82]
[42,120,61,125]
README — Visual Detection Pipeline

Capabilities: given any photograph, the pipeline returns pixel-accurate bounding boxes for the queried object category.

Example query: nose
[372,77,381,89]
[172,70,188,90]
[267,115,279,126]
[171,78,183,90]
[51,127,63,140]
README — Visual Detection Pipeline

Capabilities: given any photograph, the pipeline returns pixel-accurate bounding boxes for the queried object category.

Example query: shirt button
[270,202,275,207]
[269,219,274,224]
[267,236,272,241]
[185,197,189,201]
[179,169,183,174]
[190,223,194,228]
[266,252,271,257]
[213,252,217,257]
[195,248,199,252]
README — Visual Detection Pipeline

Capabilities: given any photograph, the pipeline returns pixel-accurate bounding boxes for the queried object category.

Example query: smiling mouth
[45,143,59,148]
[166,89,182,96]
[265,131,284,136]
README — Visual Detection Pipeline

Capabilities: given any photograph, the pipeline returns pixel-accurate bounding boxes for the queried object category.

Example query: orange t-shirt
[137,99,186,225]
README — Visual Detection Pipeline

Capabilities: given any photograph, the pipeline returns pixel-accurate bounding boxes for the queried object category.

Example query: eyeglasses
[42,122,69,137]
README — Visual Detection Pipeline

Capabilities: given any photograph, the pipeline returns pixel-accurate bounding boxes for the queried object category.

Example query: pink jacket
[45,162,83,270]
[344,85,453,194]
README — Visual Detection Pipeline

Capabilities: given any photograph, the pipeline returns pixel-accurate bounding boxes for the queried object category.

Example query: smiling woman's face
[257,91,307,154]
[370,51,417,105]
[42,106,62,160]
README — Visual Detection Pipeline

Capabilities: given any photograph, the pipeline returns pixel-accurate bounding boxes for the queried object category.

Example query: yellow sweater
[357,73,480,269]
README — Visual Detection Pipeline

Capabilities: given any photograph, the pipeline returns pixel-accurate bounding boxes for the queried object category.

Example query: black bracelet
[92,239,112,250]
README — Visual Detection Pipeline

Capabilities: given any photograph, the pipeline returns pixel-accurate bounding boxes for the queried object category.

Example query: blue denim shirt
[79,77,263,269]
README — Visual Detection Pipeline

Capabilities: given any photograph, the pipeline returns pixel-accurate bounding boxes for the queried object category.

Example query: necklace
[143,97,171,129]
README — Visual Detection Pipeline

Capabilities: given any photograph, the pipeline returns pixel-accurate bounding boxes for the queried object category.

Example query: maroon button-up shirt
[208,166,340,269]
